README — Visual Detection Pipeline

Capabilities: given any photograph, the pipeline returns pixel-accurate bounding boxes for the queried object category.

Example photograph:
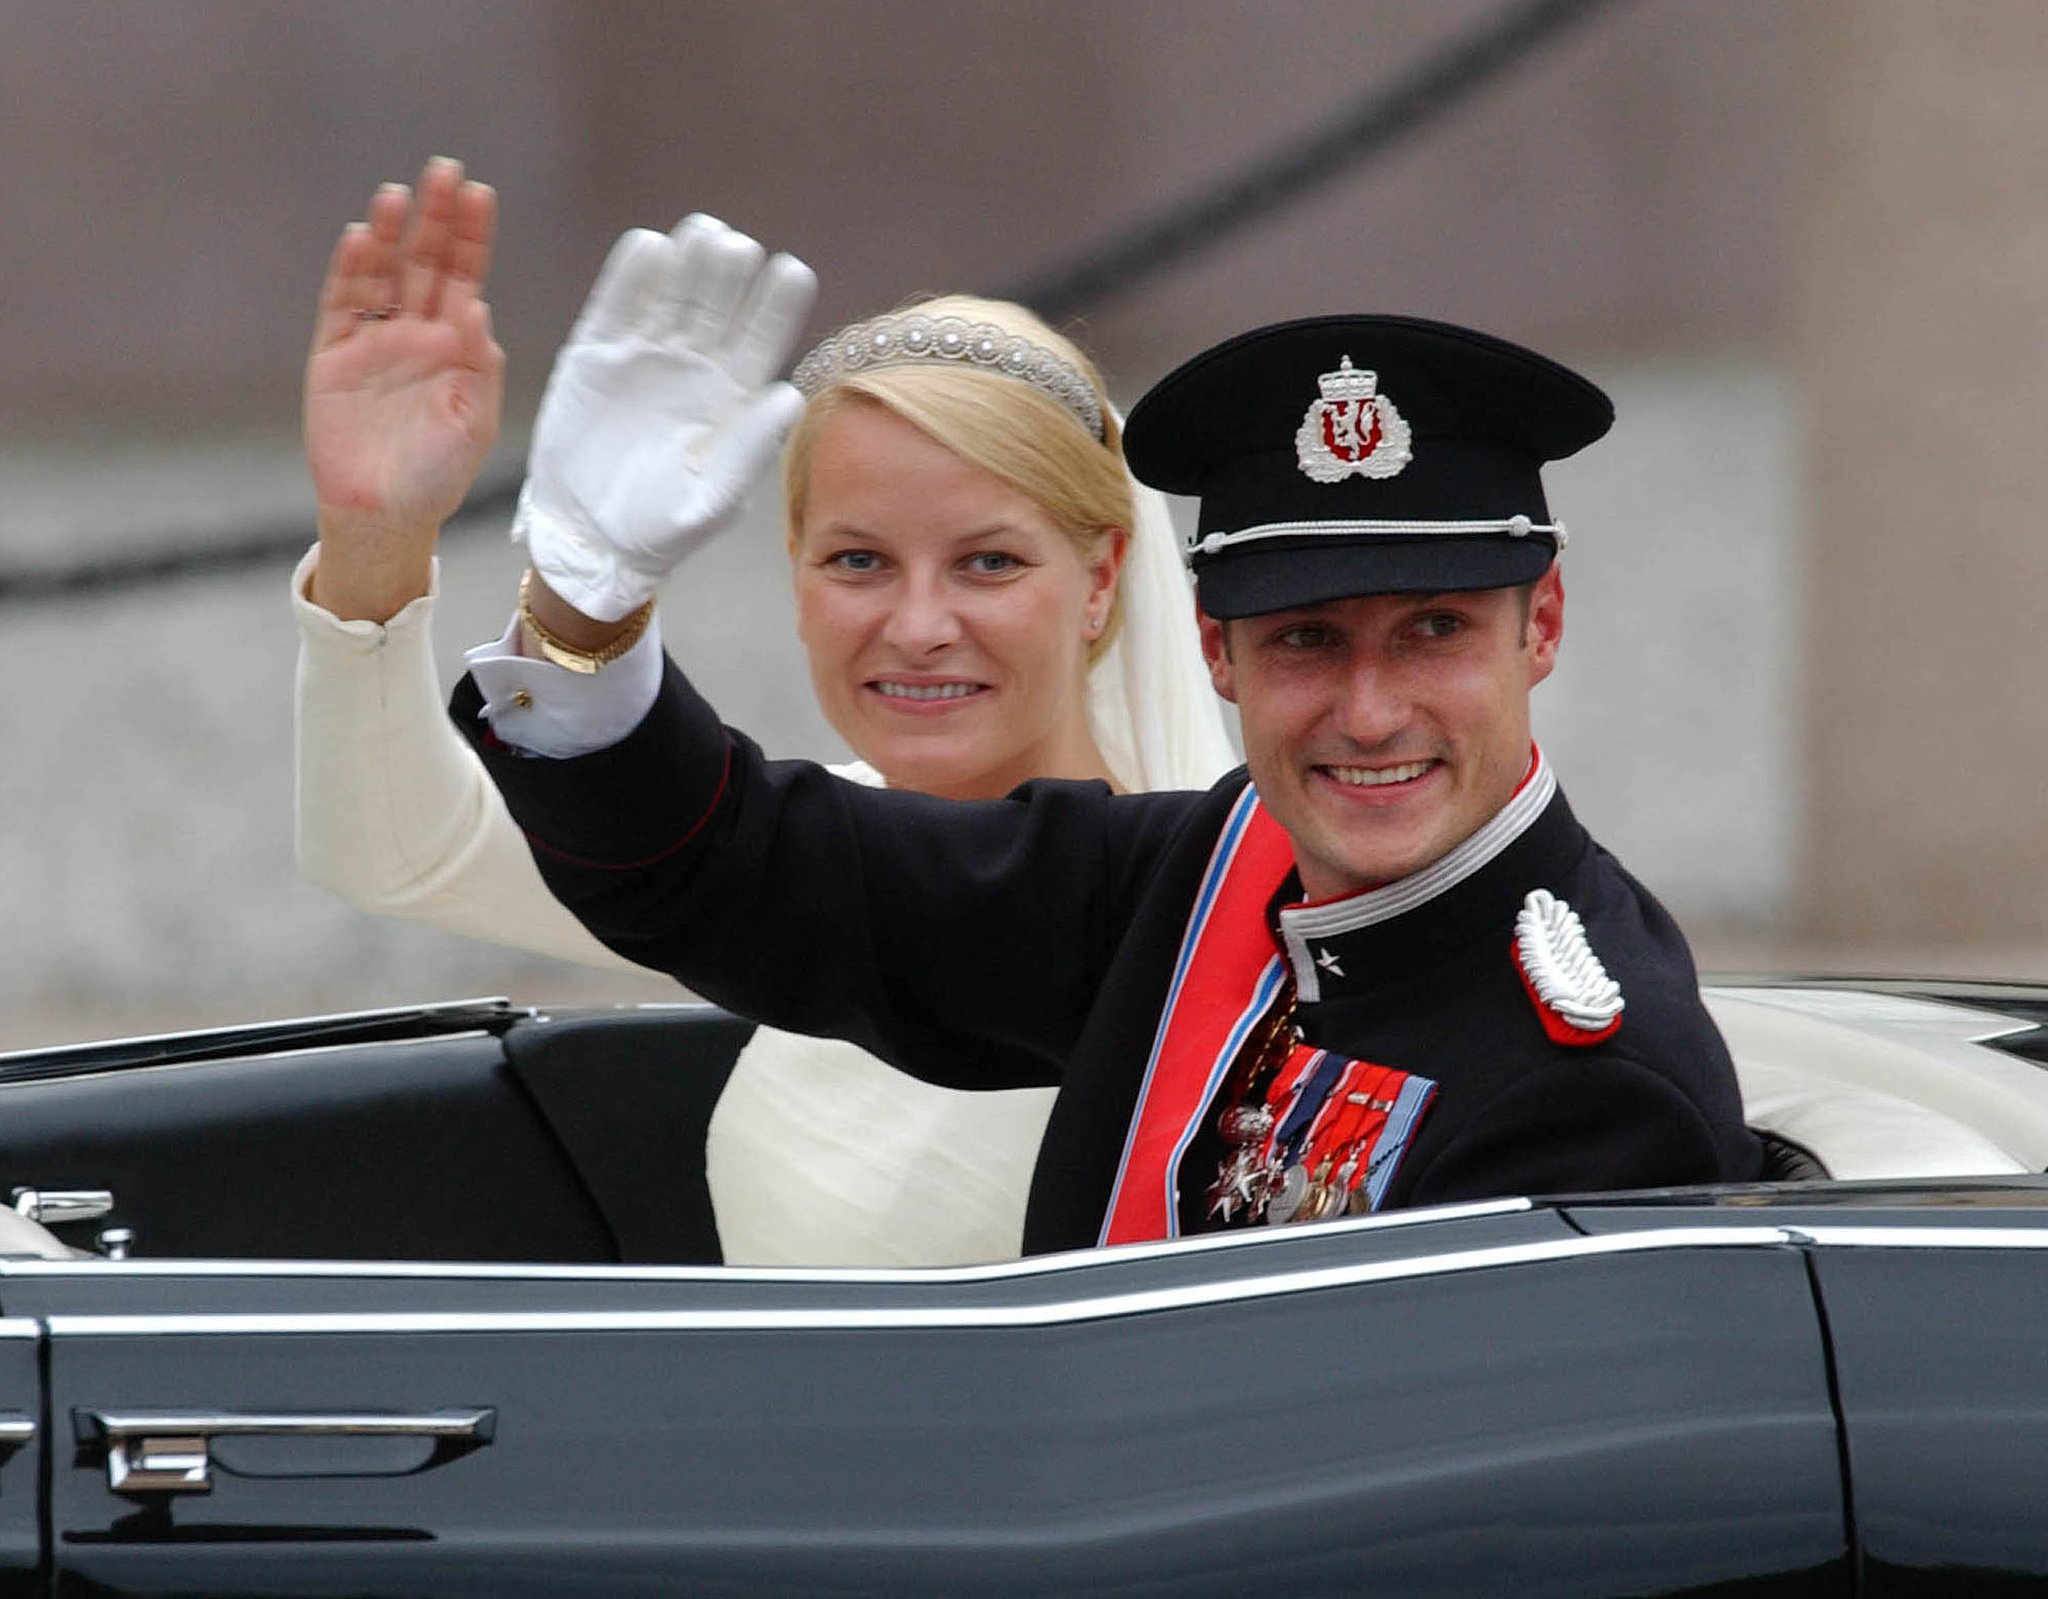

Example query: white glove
[515,214,819,622]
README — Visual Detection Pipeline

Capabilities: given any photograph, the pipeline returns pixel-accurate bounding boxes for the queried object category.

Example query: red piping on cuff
[523,740,732,872]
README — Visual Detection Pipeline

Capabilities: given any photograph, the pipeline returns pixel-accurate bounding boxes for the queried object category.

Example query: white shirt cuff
[465,612,664,758]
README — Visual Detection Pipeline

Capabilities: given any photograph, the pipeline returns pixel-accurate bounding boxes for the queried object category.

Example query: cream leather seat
[1706,986,2040,1180]
[0,1205,88,1260]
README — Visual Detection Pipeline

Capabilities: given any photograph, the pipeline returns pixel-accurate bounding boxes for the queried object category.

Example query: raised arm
[304,157,503,623]
[457,656,1205,1091]
[295,160,636,968]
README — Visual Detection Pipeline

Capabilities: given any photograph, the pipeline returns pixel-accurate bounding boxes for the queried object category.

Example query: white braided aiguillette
[1514,889,1624,1031]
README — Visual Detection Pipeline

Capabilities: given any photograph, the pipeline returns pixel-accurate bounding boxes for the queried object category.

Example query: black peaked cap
[1124,315,1614,618]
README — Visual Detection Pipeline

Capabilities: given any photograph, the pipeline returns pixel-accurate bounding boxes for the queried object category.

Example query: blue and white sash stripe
[1098,785,1262,1245]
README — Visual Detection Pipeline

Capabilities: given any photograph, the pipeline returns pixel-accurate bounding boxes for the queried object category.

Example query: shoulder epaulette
[1513,888,1624,1047]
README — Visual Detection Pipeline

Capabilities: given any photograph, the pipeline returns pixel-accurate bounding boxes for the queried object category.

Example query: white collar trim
[1277,749,1558,1002]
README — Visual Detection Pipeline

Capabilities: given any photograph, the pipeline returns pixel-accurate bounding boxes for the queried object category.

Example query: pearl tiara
[791,311,1106,442]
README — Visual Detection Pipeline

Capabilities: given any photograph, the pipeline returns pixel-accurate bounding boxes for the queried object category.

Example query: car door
[1802,1207,2048,1595]
[0,1320,41,1599]
[3,1199,1846,1598]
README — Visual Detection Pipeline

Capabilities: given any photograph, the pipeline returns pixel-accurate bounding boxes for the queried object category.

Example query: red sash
[1100,786,1440,1245]
[1099,787,1296,1245]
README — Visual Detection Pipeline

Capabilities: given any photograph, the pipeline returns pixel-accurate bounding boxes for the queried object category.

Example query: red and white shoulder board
[1512,888,1624,1047]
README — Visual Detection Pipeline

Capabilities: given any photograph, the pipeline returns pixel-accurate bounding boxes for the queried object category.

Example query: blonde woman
[296,158,1235,1265]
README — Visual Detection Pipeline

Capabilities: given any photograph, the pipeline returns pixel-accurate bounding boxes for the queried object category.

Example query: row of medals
[1206,991,1388,1228]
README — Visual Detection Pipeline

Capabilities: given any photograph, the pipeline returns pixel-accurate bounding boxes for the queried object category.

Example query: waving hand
[304,157,504,620]
[517,216,818,622]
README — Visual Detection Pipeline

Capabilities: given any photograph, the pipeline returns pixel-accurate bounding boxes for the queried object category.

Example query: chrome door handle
[75,1407,495,1493]
[13,1188,112,1226]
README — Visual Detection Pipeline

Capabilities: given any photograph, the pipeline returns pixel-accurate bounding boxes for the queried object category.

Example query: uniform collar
[1271,747,1571,1002]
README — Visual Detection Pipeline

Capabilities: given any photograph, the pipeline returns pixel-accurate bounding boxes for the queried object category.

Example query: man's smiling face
[1199,566,1563,901]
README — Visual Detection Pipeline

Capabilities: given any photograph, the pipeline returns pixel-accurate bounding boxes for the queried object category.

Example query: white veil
[1085,420,1240,794]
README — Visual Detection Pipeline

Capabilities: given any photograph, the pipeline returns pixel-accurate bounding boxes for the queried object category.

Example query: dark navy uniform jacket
[456,659,1761,1256]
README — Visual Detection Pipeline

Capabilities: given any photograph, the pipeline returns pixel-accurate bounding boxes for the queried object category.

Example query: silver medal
[1265,1163,1309,1226]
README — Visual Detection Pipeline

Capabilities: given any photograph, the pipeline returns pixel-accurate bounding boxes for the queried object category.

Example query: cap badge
[1512,888,1624,1047]
[1295,357,1413,484]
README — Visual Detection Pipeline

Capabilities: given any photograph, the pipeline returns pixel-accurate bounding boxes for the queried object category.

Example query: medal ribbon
[1269,1048,1433,1212]
[1255,1048,1436,1220]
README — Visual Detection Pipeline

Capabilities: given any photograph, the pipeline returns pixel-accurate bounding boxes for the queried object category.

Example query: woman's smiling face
[792,398,1123,801]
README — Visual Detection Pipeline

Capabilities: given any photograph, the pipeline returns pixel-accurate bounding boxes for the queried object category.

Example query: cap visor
[1195,536,1555,619]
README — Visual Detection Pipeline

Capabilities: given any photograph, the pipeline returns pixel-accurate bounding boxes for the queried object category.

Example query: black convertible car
[0,980,2044,1596]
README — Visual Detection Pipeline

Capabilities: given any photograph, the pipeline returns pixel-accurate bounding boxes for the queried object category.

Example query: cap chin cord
[1187,515,1568,564]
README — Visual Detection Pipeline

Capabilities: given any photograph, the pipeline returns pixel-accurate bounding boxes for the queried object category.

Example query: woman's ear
[1084,526,1130,637]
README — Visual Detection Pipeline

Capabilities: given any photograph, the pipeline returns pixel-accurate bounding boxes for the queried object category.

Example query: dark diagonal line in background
[1002,0,1623,321]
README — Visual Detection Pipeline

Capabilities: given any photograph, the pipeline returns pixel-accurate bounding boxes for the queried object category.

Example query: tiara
[790,311,1105,441]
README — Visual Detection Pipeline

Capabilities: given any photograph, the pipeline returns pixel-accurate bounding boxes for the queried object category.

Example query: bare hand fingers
[399,156,463,319]
[668,215,765,350]
[450,180,495,289]
[364,181,408,273]
[455,298,507,437]
[436,179,497,322]
[312,222,371,354]
[311,187,405,356]
[570,227,672,345]
[721,252,819,389]
[455,295,505,381]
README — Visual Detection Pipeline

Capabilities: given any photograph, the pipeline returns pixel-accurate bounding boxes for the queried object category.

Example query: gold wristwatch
[517,569,654,675]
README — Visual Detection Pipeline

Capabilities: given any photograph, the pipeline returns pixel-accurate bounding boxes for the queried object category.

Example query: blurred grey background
[1,0,2039,1049]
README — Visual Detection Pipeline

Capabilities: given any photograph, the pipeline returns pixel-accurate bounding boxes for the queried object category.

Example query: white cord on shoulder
[1514,888,1624,1030]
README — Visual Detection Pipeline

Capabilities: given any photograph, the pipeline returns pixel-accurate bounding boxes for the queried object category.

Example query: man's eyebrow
[1266,603,1342,621]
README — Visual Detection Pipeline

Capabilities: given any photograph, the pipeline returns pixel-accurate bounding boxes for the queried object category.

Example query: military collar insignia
[1512,888,1624,1046]
[1295,356,1413,484]
[1276,749,1558,1002]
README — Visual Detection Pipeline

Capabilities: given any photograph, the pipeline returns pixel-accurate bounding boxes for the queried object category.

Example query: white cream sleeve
[290,546,639,971]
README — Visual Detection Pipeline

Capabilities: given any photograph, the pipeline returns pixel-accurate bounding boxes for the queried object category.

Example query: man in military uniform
[459,313,1762,1255]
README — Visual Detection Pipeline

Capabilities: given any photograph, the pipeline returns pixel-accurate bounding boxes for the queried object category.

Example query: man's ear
[1197,604,1239,703]
[1524,562,1564,688]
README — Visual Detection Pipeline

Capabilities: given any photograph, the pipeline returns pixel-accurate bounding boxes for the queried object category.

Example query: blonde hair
[783,294,1132,659]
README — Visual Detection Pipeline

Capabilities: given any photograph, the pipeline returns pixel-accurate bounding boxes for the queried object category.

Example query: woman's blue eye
[965,551,1019,575]
[829,550,882,573]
